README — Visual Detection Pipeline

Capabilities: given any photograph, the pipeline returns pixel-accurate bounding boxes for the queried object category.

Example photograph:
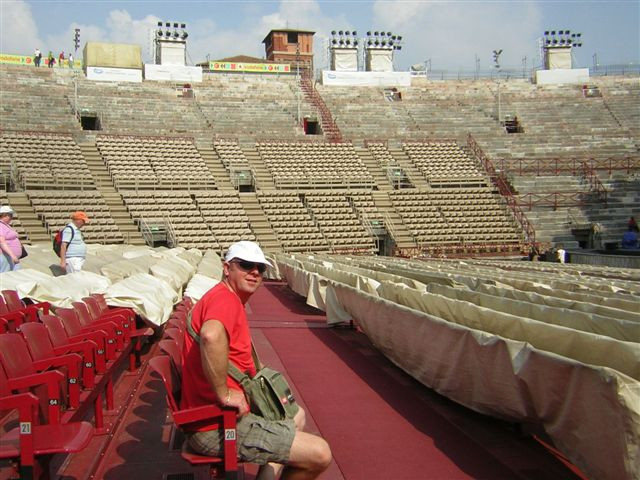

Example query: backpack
[53,225,74,257]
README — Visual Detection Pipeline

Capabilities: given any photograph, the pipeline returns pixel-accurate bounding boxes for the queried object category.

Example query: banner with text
[209,61,291,73]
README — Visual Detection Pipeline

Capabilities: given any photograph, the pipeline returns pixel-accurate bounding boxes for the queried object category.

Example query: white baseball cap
[224,241,273,267]
[0,206,15,215]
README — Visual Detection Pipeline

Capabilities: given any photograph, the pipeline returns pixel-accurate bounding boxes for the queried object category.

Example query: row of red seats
[150,297,243,480]
[0,290,153,479]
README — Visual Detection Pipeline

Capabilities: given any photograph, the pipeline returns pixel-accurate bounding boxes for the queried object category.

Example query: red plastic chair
[0,333,81,411]
[1,290,50,322]
[20,322,95,389]
[55,307,117,361]
[41,313,106,374]
[148,355,239,480]
[158,339,182,377]
[71,302,125,351]
[0,390,93,480]
[0,295,28,332]
[0,338,65,425]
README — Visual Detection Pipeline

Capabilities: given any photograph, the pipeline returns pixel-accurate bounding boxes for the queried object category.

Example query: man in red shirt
[182,241,331,479]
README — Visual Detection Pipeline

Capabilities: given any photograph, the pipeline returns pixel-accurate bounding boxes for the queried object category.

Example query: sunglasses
[231,259,267,274]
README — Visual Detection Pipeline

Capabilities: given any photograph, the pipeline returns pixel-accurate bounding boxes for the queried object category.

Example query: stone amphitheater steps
[371,191,416,250]
[197,145,234,190]
[78,142,146,245]
[242,147,276,190]
[354,147,391,190]
[239,193,282,253]
[387,148,430,188]
[6,192,50,244]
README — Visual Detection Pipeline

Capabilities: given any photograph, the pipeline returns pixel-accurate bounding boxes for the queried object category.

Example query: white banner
[144,64,203,82]
[535,68,589,85]
[322,70,411,87]
[86,66,142,83]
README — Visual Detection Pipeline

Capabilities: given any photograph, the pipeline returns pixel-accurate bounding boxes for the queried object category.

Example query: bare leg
[281,431,332,480]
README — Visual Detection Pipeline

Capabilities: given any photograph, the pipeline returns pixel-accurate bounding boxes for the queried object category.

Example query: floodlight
[353,39,358,46]
[565,29,570,35]
[331,38,337,45]
[352,31,357,36]
[374,40,380,46]
[374,31,379,36]
[381,40,387,46]
[156,30,163,37]
[387,31,392,36]
[173,31,179,38]
[397,35,402,41]
[158,21,163,27]
[165,22,170,27]
[367,31,371,36]
[331,30,336,35]
[182,31,188,39]
[396,46,402,50]
[173,22,178,28]
[544,30,549,35]
[181,23,186,28]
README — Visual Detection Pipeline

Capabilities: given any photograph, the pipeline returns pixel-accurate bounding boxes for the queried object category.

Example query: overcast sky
[1,0,638,71]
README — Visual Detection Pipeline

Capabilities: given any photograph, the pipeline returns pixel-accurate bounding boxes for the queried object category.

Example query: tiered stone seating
[197,74,310,141]
[390,188,520,247]
[0,132,94,189]
[304,192,376,252]
[96,135,215,189]
[402,141,486,185]
[120,191,216,250]
[192,191,255,251]
[257,191,329,252]
[27,191,123,243]
[76,79,206,135]
[256,142,374,188]
[0,65,79,132]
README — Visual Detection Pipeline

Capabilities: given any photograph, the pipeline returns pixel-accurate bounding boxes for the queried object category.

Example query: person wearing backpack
[59,211,89,273]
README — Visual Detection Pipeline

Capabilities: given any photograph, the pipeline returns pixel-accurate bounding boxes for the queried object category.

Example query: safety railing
[467,134,536,247]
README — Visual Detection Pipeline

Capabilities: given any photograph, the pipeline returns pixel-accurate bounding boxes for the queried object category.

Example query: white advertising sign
[86,66,142,83]
[322,70,411,87]
[144,64,203,82]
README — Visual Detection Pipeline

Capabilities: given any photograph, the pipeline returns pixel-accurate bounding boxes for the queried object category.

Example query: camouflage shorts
[188,413,296,465]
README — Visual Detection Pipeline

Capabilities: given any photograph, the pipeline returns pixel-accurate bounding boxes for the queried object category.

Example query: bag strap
[186,309,261,384]
[63,225,75,244]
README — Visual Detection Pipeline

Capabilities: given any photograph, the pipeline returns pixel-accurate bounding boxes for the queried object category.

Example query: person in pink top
[0,206,24,272]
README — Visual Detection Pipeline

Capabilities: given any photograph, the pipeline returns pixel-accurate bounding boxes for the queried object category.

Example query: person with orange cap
[60,211,89,273]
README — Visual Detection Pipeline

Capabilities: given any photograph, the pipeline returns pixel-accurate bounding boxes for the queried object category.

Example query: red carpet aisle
[247,282,586,480]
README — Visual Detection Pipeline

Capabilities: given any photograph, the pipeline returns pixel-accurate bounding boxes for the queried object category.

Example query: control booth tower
[263,29,315,72]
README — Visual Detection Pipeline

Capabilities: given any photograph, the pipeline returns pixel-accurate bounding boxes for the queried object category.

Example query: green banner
[210,61,290,73]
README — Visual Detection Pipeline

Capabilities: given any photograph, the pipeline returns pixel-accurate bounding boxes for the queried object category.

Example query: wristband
[224,390,231,406]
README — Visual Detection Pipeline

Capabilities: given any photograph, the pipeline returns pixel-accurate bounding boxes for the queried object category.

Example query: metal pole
[296,43,301,124]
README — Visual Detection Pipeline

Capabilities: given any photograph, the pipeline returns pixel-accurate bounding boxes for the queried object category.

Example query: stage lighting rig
[543,29,582,48]
[156,20,188,42]
[330,30,358,48]
[365,30,403,50]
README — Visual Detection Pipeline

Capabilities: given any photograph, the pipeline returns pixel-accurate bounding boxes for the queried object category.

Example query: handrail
[496,156,640,176]
[516,192,591,211]
[467,134,536,247]
[579,160,608,206]
[299,73,342,143]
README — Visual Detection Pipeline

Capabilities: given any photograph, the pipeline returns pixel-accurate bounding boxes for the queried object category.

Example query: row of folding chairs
[0,291,152,478]
[150,297,241,479]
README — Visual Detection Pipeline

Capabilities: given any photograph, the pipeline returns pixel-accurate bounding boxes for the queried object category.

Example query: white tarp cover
[275,254,640,480]
[366,49,393,72]
[331,48,358,72]
[0,244,202,326]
